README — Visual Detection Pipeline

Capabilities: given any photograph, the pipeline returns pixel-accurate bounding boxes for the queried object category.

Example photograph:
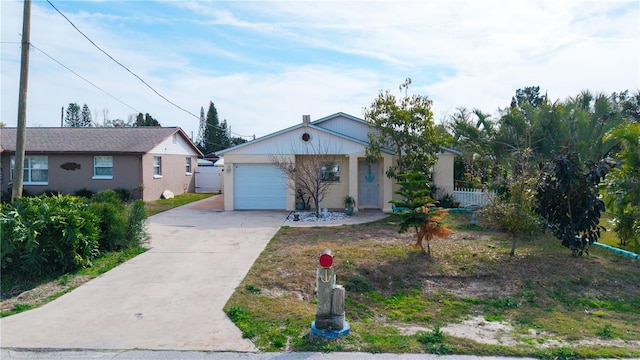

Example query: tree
[601,122,640,248]
[447,107,498,188]
[80,104,93,127]
[103,118,131,127]
[64,103,81,127]
[481,175,541,256]
[365,78,444,179]
[615,90,640,122]
[218,119,231,150]
[230,136,248,147]
[196,106,206,151]
[535,150,613,256]
[199,101,229,154]
[134,113,160,127]
[269,140,339,218]
[390,171,451,256]
[564,91,624,164]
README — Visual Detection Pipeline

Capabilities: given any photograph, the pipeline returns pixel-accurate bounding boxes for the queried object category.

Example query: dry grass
[226,213,640,356]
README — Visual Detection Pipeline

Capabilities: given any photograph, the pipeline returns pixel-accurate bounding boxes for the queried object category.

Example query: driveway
[0,195,287,351]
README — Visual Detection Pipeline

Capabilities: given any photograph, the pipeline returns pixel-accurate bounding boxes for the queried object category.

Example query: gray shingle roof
[0,127,201,155]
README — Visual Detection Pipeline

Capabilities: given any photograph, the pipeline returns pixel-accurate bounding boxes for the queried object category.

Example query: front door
[358,160,379,208]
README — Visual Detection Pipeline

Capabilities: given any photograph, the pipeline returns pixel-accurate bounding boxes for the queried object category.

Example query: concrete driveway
[0,195,287,351]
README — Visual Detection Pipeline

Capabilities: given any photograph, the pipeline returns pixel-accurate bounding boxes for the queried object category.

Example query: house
[0,127,203,201]
[217,112,460,212]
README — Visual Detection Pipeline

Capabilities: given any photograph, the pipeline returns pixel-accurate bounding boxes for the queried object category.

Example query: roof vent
[302,115,311,126]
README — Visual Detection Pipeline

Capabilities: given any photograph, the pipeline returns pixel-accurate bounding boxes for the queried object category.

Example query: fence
[452,188,495,208]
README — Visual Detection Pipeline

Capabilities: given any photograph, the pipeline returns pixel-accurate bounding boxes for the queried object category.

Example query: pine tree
[202,101,225,154]
[80,104,93,127]
[218,119,231,149]
[65,103,81,127]
[134,113,160,126]
[196,106,206,153]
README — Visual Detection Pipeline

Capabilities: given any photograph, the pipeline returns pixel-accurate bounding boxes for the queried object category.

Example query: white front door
[358,160,379,208]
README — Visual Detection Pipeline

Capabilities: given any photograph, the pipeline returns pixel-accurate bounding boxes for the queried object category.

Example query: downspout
[138,154,144,200]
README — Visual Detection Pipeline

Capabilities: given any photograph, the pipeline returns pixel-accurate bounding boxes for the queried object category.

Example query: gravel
[287,211,348,222]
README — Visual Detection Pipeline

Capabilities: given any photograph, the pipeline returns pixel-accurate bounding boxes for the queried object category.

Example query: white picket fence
[452,188,495,208]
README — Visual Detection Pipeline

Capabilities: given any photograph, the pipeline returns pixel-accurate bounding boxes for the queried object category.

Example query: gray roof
[0,127,202,156]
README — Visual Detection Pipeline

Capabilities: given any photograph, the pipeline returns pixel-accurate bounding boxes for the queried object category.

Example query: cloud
[1,0,638,141]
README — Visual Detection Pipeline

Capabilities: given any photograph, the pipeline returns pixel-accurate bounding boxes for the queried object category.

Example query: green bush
[437,193,460,208]
[113,188,133,203]
[127,200,149,246]
[1,194,100,279]
[89,191,148,251]
[73,188,95,198]
[92,189,122,204]
[89,201,128,251]
[1,191,148,280]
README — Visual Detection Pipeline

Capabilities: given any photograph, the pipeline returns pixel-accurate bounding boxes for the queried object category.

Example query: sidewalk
[0,349,538,359]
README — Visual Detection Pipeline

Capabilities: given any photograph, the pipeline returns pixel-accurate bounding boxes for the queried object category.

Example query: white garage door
[234,164,286,210]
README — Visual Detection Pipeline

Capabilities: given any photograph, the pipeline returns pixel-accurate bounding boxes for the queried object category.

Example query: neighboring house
[218,112,460,212]
[0,127,203,201]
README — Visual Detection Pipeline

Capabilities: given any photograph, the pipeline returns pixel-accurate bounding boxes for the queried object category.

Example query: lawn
[225,212,640,358]
[145,192,213,216]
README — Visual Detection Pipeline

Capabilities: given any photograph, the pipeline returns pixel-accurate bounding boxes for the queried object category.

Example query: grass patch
[225,213,640,357]
[145,193,213,216]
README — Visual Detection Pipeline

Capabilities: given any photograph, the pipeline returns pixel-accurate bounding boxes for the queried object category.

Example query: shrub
[40,189,62,197]
[127,200,149,247]
[113,188,132,203]
[1,195,100,279]
[92,189,122,204]
[89,201,128,251]
[89,192,148,251]
[73,188,95,198]
[437,193,460,208]
[481,177,541,256]
[1,191,148,280]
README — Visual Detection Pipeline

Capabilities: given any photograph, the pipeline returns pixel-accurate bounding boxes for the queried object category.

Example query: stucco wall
[142,153,197,201]
[296,155,350,210]
[1,153,142,197]
[432,152,456,198]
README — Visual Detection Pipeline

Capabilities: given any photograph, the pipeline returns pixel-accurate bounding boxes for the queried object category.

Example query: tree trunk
[510,238,516,256]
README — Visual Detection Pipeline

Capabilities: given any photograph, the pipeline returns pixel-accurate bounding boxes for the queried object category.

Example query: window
[11,155,48,185]
[93,156,113,179]
[321,162,341,182]
[153,156,162,178]
[185,157,192,175]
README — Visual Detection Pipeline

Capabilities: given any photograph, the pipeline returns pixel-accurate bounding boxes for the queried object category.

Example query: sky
[1,0,639,142]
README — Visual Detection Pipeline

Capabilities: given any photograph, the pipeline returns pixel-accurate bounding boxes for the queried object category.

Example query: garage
[233,164,286,210]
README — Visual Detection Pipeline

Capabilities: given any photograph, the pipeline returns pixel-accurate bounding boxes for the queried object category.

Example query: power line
[38,0,251,138]
[46,0,199,120]
[31,43,141,114]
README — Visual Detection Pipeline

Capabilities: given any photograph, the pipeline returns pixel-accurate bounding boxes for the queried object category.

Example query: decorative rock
[161,189,175,199]
[287,211,348,222]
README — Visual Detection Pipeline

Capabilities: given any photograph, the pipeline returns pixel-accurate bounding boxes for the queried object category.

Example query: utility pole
[12,0,31,202]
